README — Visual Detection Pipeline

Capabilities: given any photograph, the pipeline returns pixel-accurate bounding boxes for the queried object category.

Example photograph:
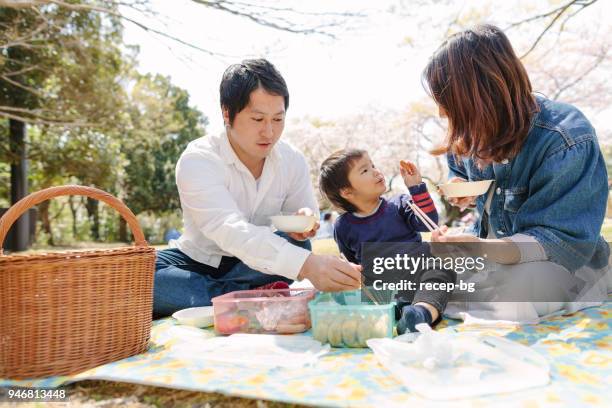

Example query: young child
[319,148,456,333]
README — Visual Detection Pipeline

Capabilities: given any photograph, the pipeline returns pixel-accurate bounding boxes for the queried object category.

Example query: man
[153,59,361,316]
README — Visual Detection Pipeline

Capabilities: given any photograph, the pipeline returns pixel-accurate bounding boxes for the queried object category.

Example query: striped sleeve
[406,183,439,230]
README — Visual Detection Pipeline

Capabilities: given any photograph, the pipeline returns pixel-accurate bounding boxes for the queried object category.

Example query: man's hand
[288,207,320,241]
[297,254,362,292]
[439,177,477,210]
[400,160,422,188]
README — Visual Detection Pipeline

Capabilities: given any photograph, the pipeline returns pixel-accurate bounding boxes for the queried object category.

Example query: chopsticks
[407,200,439,232]
[335,201,439,305]
[339,252,380,305]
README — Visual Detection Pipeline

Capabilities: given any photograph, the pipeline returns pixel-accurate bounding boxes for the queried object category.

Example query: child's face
[344,153,386,201]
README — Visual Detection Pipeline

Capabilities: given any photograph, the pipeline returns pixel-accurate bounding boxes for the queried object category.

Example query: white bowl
[437,180,494,198]
[270,215,317,233]
[172,306,215,328]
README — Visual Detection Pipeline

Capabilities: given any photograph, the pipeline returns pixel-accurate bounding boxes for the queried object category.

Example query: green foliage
[122,74,207,215]
[0,3,126,126]
[1,2,207,246]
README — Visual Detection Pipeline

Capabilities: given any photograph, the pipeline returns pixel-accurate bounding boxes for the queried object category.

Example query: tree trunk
[68,195,78,238]
[38,200,54,246]
[9,118,29,251]
[118,215,128,242]
[85,197,100,241]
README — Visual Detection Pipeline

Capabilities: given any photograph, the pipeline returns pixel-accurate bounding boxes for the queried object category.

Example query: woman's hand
[440,177,477,210]
[288,207,320,241]
[400,160,422,187]
[431,225,480,243]
[431,226,520,264]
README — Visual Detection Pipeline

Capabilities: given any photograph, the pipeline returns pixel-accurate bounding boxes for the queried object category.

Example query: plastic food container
[308,291,395,348]
[211,288,316,334]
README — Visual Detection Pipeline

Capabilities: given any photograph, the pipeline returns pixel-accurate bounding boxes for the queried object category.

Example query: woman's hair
[423,24,538,164]
[319,149,366,213]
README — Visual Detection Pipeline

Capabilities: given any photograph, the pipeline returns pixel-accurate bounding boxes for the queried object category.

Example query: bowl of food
[172,306,215,328]
[270,214,317,233]
[437,180,494,198]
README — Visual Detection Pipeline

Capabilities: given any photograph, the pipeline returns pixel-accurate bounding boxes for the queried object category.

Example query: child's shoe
[397,304,433,334]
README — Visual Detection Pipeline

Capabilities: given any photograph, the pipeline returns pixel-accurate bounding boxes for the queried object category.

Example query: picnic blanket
[2,301,610,407]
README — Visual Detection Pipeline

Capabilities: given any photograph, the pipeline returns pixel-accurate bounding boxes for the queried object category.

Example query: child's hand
[400,160,422,188]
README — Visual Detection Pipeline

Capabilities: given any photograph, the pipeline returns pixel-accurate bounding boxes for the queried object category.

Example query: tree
[1,0,360,249]
[392,0,611,223]
[121,73,206,240]
[0,3,128,249]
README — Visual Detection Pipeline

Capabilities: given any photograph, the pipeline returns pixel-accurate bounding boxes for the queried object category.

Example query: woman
[423,24,610,321]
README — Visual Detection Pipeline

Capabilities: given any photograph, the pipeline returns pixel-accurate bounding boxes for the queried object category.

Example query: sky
[121,0,612,135]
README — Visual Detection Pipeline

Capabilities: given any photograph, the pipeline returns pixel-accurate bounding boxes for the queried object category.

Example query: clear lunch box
[308,291,396,348]
[211,288,316,334]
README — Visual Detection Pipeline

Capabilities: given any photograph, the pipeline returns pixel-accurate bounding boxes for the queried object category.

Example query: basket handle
[0,185,148,255]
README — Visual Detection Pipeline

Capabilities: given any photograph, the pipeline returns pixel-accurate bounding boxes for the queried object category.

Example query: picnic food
[341,317,360,347]
[357,316,373,346]
[212,288,315,335]
[308,292,395,348]
[400,160,413,173]
[312,315,330,343]
[313,313,391,347]
[327,321,344,346]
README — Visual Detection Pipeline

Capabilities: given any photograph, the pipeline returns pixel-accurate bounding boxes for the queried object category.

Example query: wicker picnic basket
[0,185,156,379]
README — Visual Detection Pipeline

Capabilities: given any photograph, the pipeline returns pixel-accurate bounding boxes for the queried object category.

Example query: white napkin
[169,333,330,369]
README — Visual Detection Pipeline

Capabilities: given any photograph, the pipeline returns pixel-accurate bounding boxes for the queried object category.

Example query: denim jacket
[447,95,609,272]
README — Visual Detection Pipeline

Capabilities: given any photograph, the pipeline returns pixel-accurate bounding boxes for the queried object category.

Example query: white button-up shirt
[170,133,318,280]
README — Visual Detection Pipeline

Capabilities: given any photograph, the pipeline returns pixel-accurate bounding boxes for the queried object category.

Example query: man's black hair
[220,58,289,125]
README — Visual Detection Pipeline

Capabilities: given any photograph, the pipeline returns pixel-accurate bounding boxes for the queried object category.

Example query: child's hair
[319,148,366,213]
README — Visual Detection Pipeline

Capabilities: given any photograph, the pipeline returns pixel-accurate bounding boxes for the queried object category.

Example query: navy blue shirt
[333,183,438,264]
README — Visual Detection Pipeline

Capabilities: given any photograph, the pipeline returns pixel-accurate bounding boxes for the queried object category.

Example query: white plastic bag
[367,327,550,400]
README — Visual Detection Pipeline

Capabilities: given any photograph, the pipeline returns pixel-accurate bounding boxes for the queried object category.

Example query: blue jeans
[153,232,311,317]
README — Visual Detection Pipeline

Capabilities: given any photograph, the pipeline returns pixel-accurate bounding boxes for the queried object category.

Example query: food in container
[309,291,395,348]
[212,288,316,334]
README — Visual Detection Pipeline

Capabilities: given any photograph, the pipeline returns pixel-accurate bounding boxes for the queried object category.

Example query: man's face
[224,87,285,165]
[343,153,386,201]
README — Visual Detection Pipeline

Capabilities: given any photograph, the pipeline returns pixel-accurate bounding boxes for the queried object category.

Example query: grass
[601,222,612,241]
[60,380,305,408]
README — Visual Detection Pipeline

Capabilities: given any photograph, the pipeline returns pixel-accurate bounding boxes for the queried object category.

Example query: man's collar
[219,131,240,165]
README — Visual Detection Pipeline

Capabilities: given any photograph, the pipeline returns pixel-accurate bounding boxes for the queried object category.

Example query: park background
[1,0,611,406]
